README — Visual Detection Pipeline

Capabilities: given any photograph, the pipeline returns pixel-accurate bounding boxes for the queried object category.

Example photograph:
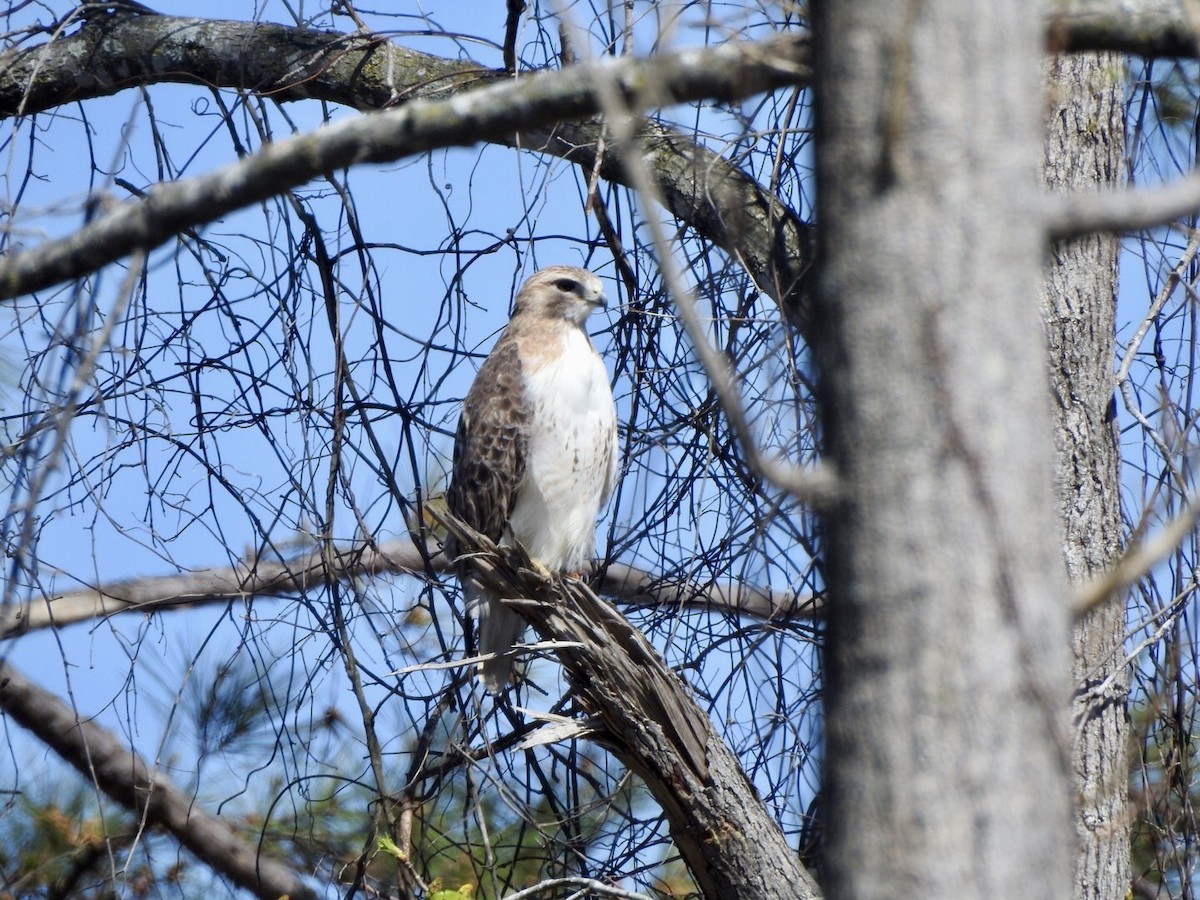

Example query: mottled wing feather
[446,338,530,550]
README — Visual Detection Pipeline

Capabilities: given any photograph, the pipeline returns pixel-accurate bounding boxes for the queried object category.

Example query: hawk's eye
[554,278,578,293]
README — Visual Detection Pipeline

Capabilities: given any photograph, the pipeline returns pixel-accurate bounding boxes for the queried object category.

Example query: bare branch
[0,538,430,637]
[600,561,822,621]
[6,5,1200,318]
[0,26,812,310]
[1049,0,1199,58]
[437,511,823,900]
[503,0,527,74]
[1045,171,1200,240]
[0,539,820,639]
[1073,499,1200,617]
[0,10,489,118]
[503,877,655,900]
[1115,228,1200,387]
[0,658,319,900]
[1,3,1194,128]
[580,47,833,502]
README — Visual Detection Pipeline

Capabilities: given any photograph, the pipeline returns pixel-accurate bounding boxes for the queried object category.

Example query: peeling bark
[440,516,821,900]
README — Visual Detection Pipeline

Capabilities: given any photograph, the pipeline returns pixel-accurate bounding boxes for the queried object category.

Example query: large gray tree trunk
[812,1,1074,897]
[1041,53,1132,900]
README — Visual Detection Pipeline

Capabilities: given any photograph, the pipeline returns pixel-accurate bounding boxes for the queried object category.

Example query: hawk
[446,266,619,693]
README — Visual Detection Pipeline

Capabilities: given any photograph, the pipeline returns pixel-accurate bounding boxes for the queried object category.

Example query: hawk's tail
[470,590,526,693]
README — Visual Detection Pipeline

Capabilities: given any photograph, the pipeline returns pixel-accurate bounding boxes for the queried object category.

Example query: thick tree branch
[0,538,819,639]
[0,8,490,117]
[1,4,1192,123]
[0,17,813,319]
[1045,171,1200,239]
[1049,0,1198,58]
[0,657,319,900]
[438,513,822,900]
[1,3,1190,125]
[0,3,1196,318]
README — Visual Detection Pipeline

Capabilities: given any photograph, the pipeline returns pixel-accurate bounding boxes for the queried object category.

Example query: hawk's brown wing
[446,337,530,551]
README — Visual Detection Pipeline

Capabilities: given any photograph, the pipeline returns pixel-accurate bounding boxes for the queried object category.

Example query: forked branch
[438,511,822,900]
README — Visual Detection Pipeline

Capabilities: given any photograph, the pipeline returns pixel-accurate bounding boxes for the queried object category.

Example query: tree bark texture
[812,1,1074,897]
[439,517,821,900]
[1041,52,1132,900]
[0,658,319,900]
[0,8,488,116]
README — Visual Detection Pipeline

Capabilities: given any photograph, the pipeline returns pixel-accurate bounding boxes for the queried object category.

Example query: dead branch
[438,512,822,900]
[0,22,813,318]
[1,538,820,638]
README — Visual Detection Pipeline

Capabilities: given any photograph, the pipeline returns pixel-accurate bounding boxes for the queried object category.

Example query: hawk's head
[513,266,607,325]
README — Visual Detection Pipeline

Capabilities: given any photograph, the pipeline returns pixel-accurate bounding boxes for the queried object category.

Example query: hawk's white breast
[509,326,617,573]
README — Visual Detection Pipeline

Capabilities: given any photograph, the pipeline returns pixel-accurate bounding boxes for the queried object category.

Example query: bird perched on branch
[446,266,619,693]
